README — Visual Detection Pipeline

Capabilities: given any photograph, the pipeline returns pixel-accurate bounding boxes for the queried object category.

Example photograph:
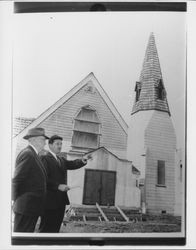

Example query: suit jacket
[39,151,86,210]
[12,146,47,216]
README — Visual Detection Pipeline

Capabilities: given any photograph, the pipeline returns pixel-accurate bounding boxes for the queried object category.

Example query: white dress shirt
[49,149,58,161]
[29,144,38,155]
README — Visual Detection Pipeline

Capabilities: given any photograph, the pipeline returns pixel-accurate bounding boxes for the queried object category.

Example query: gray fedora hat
[23,127,49,140]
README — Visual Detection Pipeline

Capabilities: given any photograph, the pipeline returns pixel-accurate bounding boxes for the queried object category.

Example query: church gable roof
[14,72,128,141]
[132,33,170,115]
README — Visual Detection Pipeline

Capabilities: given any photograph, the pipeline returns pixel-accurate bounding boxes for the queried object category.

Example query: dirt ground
[60,220,181,233]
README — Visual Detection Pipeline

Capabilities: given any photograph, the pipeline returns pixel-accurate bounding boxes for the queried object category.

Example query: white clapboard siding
[67,147,140,207]
[40,82,127,147]
[127,110,154,178]
[37,83,127,154]
[15,80,127,158]
[144,111,176,214]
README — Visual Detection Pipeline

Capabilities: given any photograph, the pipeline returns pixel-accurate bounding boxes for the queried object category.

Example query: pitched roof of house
[84,146,140,175]
[14,72,128,141]
[132,32,170,115]
[13,117,35,136]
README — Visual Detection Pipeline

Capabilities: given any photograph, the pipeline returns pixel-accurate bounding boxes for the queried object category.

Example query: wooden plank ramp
[96,203,109,222]
[115,205,129,222]
[82,215,87,223]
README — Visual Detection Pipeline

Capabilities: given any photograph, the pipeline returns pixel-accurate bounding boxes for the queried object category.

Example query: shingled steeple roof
[131,32,170,115]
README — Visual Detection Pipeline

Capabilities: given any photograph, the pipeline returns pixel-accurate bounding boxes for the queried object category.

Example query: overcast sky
[13,11,186,150]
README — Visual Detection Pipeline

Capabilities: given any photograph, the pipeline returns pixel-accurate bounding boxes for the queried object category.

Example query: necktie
[56,156,61,167]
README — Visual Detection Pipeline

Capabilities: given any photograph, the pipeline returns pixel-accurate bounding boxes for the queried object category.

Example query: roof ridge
[14,72,128,141]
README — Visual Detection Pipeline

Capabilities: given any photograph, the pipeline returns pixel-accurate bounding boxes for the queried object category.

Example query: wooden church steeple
[132,33,170,115]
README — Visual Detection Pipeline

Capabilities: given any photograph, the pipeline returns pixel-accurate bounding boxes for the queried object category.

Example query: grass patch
[61,216,181,233]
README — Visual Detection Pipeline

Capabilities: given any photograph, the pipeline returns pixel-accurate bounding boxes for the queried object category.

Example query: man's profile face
[50,139,62,154]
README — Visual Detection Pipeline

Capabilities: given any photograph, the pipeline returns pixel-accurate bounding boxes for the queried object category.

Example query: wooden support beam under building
[83,214,86,223]
[98,216,102,222]
[115,205,129,222]
[96,203,109,222]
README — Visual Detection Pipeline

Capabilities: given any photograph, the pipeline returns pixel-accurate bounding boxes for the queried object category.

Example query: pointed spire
[139,32,162,83]
[131,33,170,115]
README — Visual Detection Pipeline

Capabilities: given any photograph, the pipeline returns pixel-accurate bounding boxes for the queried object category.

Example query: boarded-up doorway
[83,169,116,206]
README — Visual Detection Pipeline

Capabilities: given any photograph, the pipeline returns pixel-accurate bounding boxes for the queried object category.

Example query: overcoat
[12,145,47,216]
[40,151,86,209]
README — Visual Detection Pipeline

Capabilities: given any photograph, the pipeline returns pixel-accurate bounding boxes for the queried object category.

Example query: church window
[157,79,165,100]
[135,82,141,102]
[136,89,141,102]
[71,106,101,150]
[157,160,165,186]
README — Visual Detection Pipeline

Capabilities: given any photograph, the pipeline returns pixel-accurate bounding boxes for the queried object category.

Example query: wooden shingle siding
[132,33,170,115]
[36,82,127,158]
[144,111,176,214]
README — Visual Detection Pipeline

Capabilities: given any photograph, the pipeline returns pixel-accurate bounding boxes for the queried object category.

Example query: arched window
[71,105,101,150]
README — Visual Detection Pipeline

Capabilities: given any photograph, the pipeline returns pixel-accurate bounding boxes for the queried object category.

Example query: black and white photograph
[0,0,191,247]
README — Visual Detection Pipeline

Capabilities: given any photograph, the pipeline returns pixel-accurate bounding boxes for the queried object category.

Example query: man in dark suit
[39,135,92,233]
[12,127,49,232]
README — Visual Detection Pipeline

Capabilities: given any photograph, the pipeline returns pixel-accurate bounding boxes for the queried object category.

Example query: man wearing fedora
[12,127,49,232]
[38,135,92,233]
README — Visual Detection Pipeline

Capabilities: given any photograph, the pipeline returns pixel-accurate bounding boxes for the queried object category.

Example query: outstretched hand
[82,154,93,163]
[58,184,70,192]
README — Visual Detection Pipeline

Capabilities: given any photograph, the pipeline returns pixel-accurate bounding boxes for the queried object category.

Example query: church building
[13,33,182,215]
[13,72,141,208]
